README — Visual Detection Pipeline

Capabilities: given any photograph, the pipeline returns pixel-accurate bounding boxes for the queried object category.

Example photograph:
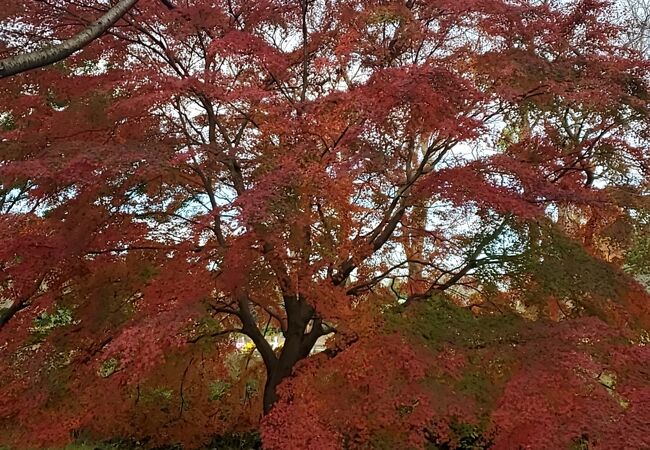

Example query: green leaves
[209,379,231,401]
[31,306,75,341]
[98,358,119,378]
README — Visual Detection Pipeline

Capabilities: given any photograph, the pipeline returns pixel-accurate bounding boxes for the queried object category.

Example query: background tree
[0,0,649,448]
[621,0,650,54]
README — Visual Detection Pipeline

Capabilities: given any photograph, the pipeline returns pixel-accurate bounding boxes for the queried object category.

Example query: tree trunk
[261,328,309,414]
[263,361,294,414]
[261,305,324,414]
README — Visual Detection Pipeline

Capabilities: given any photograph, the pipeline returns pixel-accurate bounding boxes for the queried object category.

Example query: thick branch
[187,328,241,344]
[0,276,45,330]
[0,0,139,78]
[0,298,28,329]
[237,292,278,371]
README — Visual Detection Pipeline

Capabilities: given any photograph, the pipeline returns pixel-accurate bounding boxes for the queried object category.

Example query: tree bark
[262,331,316,414]
[0,0,139,78]
[261,298,325,414]
[263,359,295,414]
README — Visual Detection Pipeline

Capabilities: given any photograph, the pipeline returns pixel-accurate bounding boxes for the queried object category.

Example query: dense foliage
[1,0,649,448]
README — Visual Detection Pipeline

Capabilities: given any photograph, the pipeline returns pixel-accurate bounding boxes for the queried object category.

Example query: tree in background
[621,0,650,54]
[0,0,649,448]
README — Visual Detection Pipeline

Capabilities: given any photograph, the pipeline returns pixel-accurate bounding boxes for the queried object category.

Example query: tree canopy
[0,0,649,448]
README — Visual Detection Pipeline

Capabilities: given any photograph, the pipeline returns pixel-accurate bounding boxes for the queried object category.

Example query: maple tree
[0,0,649,448]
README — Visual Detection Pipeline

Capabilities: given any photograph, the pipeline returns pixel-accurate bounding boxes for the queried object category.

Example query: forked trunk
[261,320,319,414]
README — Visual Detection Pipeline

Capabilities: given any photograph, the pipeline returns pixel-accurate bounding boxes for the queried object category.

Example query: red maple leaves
[0,0,649,448]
